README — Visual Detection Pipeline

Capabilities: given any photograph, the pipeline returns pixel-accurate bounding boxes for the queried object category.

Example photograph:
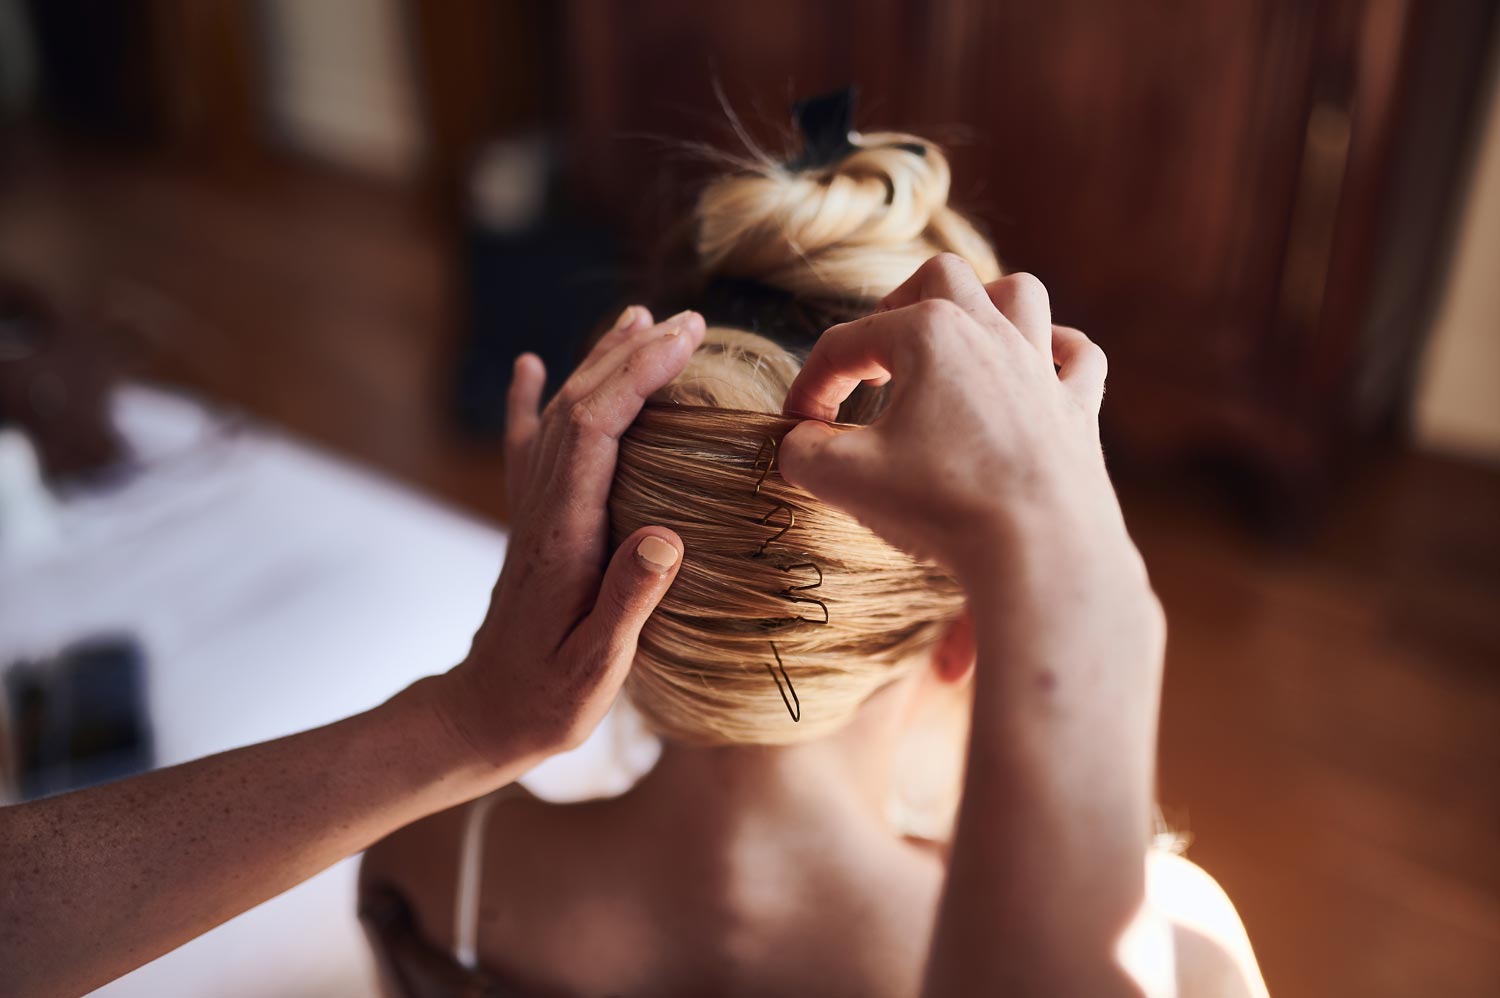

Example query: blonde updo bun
[695,132,1002,303]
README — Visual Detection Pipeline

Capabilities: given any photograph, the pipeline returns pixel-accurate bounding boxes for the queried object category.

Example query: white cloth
[0,385,656,997]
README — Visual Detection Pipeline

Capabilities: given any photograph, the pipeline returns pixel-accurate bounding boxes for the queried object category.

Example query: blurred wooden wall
[17,0,1498,511]
[552,0,1496,512]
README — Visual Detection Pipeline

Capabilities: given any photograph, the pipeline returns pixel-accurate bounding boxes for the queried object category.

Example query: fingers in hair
[552,306,658,410]
[782,309,915,421]
[778,419,883,508]
[552,313,706,528]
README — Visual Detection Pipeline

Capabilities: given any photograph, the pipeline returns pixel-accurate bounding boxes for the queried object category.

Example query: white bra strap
[452,791,503,969]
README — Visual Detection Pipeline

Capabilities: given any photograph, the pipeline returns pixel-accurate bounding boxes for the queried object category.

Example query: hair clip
[781,561,823,591]
[780,562,829,624]
[744,433,816,720]
[786,87,859,172]
[756,503,795,557]
[751,436,777,495]
[766,642,800,722]
[784,595,830,625]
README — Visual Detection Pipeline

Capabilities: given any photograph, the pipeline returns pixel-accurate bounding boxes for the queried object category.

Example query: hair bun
[694,132,1001,302]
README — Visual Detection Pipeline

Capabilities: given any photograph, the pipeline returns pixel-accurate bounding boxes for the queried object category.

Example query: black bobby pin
[766,643,801,723]
[747,436,826,722]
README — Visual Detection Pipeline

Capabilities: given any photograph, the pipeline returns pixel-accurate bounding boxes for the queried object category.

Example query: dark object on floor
[2,635,153,800]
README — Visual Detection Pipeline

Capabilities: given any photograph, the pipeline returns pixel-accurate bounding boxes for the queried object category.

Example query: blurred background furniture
[13,0,1498,509]
[556,0,1498,510]
[1,2,1497,996]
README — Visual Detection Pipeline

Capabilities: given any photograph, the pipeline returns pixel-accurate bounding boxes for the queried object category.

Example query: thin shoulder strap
[451,788,511,969]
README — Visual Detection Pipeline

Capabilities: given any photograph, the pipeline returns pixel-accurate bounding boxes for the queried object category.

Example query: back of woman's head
[609,125,1001,745]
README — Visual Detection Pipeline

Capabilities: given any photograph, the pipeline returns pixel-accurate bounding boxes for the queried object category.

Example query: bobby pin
[766,642,800,722]
[782,595,829,625]
[780,561,823,592]
[779,562,829,624]
[755,503,796,557]
[747,433,816,721]
[751,436,777,496]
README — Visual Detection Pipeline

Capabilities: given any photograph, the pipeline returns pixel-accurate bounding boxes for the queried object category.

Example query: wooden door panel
[556,0,1486,492]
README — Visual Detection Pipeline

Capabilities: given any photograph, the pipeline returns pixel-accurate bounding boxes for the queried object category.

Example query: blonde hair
[609,130,999,745]
[697,131,1001,303]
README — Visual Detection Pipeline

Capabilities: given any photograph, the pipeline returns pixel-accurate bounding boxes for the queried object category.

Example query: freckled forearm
[0,676,514,998]
[927,505,1164,997]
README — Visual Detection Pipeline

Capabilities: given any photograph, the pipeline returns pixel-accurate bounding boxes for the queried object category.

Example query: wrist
[382,674,537,802]
[957,480,1147,604]
[957,482,1165,748]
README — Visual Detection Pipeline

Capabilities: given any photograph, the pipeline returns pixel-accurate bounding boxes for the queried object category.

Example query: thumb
[578,527,684,670]
[778,420,882,509]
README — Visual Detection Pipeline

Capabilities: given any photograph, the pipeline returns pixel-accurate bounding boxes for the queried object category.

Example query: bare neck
[631,676,918,837]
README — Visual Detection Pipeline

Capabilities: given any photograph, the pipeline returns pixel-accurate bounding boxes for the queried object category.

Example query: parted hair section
[608,130,997,745]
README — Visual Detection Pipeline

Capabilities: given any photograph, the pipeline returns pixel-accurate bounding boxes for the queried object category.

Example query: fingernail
[635,535,680,573]
[611,306,638,332]
[660,310,700,337]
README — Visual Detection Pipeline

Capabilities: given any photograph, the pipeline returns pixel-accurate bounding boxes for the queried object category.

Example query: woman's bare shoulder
[1146,851,1270,998]
[358,786,541,936]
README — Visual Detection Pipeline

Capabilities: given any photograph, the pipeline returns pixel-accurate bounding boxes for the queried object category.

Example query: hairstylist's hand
[784,263,1169,998]
[778,253,1131,587]
[436,307,706,770]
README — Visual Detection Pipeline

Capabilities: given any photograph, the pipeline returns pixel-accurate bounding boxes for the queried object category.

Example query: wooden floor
[4,134,1497,997]
[1128,459,1500,997]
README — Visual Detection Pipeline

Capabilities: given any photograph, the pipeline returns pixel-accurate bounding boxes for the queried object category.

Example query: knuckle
[540,393,569,425]
[913,296,968,329]
[924,251,970,278]
[1087,341,1108,375]
[1000,272,1051,314]
[566,398,599,434]
[1005,271,1048,299]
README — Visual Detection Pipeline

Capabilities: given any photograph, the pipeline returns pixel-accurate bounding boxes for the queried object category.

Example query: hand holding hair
[437,306,703,767]
[777,253,1168,996]
[0,308,705,998]
[777,252,1122,588]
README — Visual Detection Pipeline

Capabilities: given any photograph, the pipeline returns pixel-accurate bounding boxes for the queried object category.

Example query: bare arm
[934,509,1164,997]
[0,306,707,997]
[0,680,508,997]
[779,255,1170,995]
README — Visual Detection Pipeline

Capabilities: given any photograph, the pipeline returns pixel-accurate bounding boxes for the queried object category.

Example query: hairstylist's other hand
[783,256,1170,998]
[778,253,1133,589]
[436,308,705,770]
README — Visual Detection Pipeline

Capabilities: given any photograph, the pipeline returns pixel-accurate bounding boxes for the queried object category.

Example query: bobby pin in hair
[780,561,823,591]
[766,642,801,722]
[746,434,823,721]
[751,436,777,495]
[780,562,829,624]
[782,600,829,626]
[756,503,796,557]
